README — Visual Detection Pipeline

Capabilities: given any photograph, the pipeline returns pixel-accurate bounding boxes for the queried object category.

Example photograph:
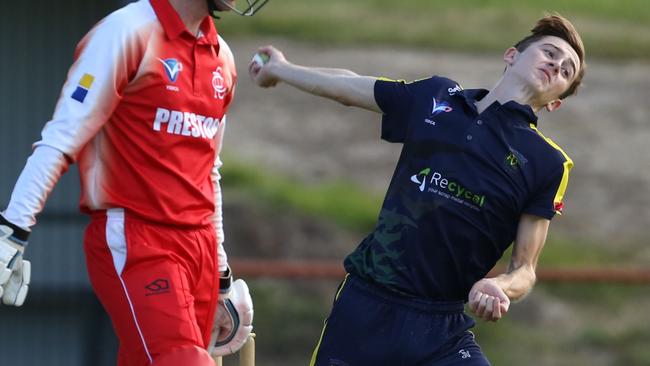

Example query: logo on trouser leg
[329,358,349,366]
[459,349,472,359]
[144,278,170,296]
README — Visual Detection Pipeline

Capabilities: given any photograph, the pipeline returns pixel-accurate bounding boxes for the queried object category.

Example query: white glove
[208,277,254,357]
[0,215,31,306]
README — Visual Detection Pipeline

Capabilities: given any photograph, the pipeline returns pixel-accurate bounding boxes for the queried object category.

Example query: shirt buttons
[466,135,473,140]
[477,119,483,125]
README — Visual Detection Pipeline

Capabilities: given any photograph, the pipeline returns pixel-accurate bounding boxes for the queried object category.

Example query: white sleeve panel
[217,35,238,110]
[34,6,151,160]
[3,146,69,230]
[212,117,228,272]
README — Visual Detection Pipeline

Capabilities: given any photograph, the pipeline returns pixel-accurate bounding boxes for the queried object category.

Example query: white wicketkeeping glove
[208,269,253,357]
[0,215,31,306]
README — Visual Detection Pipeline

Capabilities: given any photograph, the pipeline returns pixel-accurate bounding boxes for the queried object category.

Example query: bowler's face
[511,36,580,102]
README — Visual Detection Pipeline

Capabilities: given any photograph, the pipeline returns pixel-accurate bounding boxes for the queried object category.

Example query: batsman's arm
[3,146,69,229]
[210,116,229,273]
[249,46,381,113]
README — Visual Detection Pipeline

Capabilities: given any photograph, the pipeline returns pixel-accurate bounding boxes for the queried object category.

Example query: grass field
[217,0,650,60]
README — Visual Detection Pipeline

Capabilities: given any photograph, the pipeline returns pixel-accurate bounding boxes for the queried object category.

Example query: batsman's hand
[208,277,253,357]
[0,215,31,306]
[468,278,510,322]
[248,45,286,88]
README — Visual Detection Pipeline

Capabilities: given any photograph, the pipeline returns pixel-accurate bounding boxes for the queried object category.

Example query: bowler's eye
[561,68,569,78]
[544,49,554,58]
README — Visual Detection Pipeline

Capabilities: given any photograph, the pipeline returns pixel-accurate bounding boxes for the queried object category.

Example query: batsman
[250,14,586,365]
[0,0,268,365]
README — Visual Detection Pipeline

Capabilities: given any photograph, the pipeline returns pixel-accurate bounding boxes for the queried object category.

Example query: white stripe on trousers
[105,208,153,364]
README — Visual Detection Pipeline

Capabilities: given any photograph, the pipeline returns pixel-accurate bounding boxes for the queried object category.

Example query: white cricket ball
[251,53,270,67]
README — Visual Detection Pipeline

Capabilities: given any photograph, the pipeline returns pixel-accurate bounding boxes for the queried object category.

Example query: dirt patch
[222,38,650,250]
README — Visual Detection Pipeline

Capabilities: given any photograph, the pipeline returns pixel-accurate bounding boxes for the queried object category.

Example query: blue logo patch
[158,58,183,83]
[424,97,453,125]
[70,73,95,103]
[430,97,453,116]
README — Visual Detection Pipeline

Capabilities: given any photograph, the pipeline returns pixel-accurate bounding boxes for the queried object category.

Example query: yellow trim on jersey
[376,77,435,85]
[529,124,574,214]
[377,76,406,83]
[309,274,350,366]
[79,73,95,89]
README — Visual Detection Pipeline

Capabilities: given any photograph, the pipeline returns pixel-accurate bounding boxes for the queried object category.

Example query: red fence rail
[230,259,650,284]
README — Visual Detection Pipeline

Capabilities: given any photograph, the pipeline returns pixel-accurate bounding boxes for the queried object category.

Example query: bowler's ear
[545,99,562,112]
[503,47,518,66]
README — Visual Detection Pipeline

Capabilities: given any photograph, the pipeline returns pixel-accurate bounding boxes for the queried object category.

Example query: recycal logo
[145,278,170,296]
[410,168,487,209]
[424,97,453,126]
[410,168,431,192]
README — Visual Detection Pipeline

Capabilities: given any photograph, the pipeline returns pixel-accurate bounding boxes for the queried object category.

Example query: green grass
[221,159,382,232]
[216,0,650,60]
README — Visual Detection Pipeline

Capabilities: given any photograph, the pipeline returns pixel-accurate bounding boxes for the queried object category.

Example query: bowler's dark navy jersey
[344,76,573,301]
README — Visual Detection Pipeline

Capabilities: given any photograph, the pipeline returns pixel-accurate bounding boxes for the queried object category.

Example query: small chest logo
[424,97,453,125]
[212,67,227,99]
[504,149,528,170]
[158,58,183,83]
[505,152,519,167]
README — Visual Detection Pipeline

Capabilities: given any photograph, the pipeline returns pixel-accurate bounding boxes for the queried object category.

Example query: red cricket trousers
[83,209,219,365]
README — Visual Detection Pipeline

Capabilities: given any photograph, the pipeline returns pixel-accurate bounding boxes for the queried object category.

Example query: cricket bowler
[250,14,585,366]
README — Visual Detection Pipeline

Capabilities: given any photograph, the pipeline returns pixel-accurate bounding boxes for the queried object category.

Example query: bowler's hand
[248,45,286,88]
[468,278,510,322]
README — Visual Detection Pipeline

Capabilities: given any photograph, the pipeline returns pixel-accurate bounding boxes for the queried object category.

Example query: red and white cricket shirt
[35,0,236,227]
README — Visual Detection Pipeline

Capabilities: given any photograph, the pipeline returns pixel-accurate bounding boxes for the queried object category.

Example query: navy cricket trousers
[310,275,491,366]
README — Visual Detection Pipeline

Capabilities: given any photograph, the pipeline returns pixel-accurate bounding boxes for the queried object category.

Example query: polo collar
[150,0,219,46]
[459,88,538,126]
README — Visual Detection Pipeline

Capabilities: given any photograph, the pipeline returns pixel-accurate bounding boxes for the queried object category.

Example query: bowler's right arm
[249,45,381,113]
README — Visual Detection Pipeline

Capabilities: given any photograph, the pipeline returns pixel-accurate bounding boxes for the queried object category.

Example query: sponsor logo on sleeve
[71,73,95,103]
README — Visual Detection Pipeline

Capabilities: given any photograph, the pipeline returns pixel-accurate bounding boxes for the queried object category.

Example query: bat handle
[214,356,223,366]
[212,333,256,366]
